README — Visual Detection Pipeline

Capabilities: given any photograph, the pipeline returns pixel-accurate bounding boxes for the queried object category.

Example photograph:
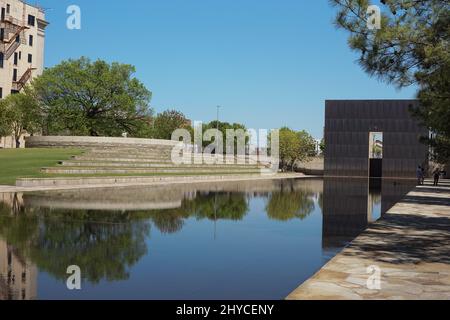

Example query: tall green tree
[0,92,42,145]
[152,109,191,140]
[319,138,326,155]
[202,121,249,154]
[330,0,450,162]
[0,102,11,138]
[276,127,316,171]
[278,127,301,171]
[297,130,317,158]
[30,57,153,137]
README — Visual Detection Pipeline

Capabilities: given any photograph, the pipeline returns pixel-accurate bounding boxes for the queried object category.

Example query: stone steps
[84,153,173,159]
[73,154,263,164]
[72,156,174,163]
[41,167,263,175]
[74,154,172,160]
[60,161,263,169]
[88,146,174,151]
[30,137,274,178]
[87,150,173,156]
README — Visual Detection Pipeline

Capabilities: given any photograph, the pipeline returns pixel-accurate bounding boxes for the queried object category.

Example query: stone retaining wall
[295,157,324,176]
[15,173,302,188]
[25,136,179,149]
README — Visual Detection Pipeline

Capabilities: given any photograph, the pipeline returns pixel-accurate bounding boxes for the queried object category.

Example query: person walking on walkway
[421,166,426,185]
[417,165,424,185]
[433,168,441,186]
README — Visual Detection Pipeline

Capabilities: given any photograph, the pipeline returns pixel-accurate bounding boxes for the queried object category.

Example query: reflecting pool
[0,178,415,300]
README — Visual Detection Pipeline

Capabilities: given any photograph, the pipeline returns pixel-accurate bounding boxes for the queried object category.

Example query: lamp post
[216,105,221,132]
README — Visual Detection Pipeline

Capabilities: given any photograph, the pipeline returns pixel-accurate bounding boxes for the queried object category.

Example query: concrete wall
[324,100,429,178]
[0,131,27,148]
[295,157,324,176]
[25,135,180,148]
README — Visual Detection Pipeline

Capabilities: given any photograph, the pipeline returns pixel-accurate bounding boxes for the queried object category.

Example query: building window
[0,28,4,41]
[14,52,18,65]
[0,52,3,68]
[28,15,35,26]
[0,88,3,99]
[6,4,10,14]
[19,51,21,60]
[29,35,33,46]
[28,54,32,63]
[13,68,17,82]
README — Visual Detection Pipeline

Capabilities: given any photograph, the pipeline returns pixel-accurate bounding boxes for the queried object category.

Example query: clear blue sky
[38,0,417,138]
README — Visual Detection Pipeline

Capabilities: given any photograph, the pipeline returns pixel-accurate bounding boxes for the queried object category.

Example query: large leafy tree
[297,130,318,158]
[202,121,249,154]
[330,0,450,162]
[31,57,153,137]
[152,109,191,140]
[277,127,316,171]
[0,92,42,144]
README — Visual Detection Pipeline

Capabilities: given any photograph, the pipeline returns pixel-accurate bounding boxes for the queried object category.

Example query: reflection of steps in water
[23,185,190,211]
[24,197,183,211]
[21,178,323,212]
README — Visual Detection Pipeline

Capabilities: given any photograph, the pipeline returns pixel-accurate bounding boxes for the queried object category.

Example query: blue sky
[38,0,417,138]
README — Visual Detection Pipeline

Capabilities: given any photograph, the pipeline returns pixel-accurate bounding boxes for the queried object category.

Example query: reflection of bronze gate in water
[321,178,416,249]
[369,159,383,178]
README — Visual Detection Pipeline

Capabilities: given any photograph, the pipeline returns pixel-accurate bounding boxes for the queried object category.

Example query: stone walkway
[287,179,450,300]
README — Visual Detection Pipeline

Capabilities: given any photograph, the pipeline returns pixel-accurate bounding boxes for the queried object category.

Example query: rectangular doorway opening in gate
[369,132,383,178]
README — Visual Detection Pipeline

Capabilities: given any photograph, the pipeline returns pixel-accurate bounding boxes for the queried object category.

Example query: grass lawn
[0,148,84,185]
[0,148,264,186]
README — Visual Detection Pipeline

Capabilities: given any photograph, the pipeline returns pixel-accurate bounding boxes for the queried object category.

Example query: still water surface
[0,178,415,299]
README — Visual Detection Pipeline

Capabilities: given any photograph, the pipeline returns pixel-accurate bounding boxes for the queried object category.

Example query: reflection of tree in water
[144,192,249,233]
[187,192,249,221]
[0,191,248,285]
[148,209,188,234]
[0,186,292,286]
[0,207,150,284]
[266,189,315,221]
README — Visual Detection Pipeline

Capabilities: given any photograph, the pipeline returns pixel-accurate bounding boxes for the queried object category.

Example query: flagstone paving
[287,180,450,300]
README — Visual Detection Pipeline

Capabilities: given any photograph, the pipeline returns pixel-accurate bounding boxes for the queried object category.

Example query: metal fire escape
[1,6,31,92]
[12,66,35,91]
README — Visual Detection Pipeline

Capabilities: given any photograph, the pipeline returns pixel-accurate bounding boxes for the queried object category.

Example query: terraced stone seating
[28,137,269,176]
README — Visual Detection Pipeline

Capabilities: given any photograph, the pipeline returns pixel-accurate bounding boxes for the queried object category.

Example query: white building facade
[0,0,47,148]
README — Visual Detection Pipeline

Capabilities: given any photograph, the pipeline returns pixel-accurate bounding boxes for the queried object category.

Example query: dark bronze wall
[324,100,429,178]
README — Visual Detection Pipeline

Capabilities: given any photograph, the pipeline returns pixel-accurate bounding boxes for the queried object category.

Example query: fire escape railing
[0,14,28,59]
[12,67,36,92]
